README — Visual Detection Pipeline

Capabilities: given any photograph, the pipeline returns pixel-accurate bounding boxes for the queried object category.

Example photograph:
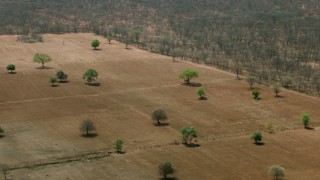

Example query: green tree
[301,113,310,128]
[196,87,206,99]
[158,161,175,180]
[179,69,199,84]
[6,64,15,74]
[106,36,112,44]
[273,84,281,97]
[131,28,142,47]
[180,127,197,145]
[252,89,260,100]
[80,119,96,136]
[49,76,57,87]
[246,76,256,89]
[33,53,52,68]
[152,109,168,126]
[233,62,242,79]
[56,70,68,82]
[268,165,285,180]
[83,69,98,84]
[114,139,124,153]
[251,131,262,144]
[91,39,100,50]
[124,38,131,49]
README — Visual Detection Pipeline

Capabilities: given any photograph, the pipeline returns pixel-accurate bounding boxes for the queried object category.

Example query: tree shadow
[154,123,170,127]
[198,97,207,100]
[59,80,70,84]
[81,133,98,138]
[182,82,202,87]
[184,143,201,148]
[125,47,133,50]
[8,72,17,74]
[115,151,126,155]
[92,48,102,51]
[305,127,315,130]
[36,66,54,70]
[254,142,265,146]
[50,85,59,87]
[160,177,179,180]
[0,134,5,138]
[85,82,101,86]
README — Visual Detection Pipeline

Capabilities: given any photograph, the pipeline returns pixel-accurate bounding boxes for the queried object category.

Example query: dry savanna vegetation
[0,33,320,179]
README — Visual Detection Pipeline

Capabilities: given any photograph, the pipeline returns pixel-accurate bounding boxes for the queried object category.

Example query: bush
[17,34,43,43]
[180,127,197,145]
[152,109,168,125]
[196,87,206,99]
[114,139,124,153]
[273,84,281,97]
[158,161,175,179]
[6,64,15,73]
[56,71,68,82]
[91,39,100,50]
[179,69,198,84]
[252,89,260,100]
[246,76,256,89]
[251,131,262,144]
[266,123,274,133]
[80,119,96,136]
[48,76,57,87]
[301,113,310,128]
[268,165,285,180]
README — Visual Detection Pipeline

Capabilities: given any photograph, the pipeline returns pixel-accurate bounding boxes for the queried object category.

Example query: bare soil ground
[0,33,320,179]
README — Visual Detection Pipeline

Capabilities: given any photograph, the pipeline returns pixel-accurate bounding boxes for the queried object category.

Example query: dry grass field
[0,33,320,179]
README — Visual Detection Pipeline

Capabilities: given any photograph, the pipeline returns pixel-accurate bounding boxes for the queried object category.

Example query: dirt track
[0,33,320,179]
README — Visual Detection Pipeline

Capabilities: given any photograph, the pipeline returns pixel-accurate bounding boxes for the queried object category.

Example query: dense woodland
[1,0,320,95]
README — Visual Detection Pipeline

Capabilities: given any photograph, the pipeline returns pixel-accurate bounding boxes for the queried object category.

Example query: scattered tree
[273,84,281,97]
[91,39,100,50]
[268,165,285,180]
[180,127,197,145]
[56,70,68,82]
[80,119,96,136]
[124,38,131,49]
[196,87,206,99]
[0,164,8,180]
[33,53,52,68]
[83,69,98,84]
[252,89,260,100]
[131,28,142,47]
[106,36,112,44]
[179,68,199,84]
[114,139,124,153]
[266,123,274,133]
[6,64,15,74]
[251,131,262,144]
[49,76,57,87]
[152,109,168,126]
[246,76,256,89]
[301,113,310,128]
[233,62,242,79]
[158,161,175,180]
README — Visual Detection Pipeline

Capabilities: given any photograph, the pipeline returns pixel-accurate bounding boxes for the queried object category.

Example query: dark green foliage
[180,127,197,145]
[152,109,168,125]
[6,64,15,73]
[251,131,262,144]
[179,69,198,84]
[114,139,124,153]
[56,71,68,82]
[83,69,98,84]
[91,39,100,50]
[80,119,96,136]
[252,89,260,100]
[301,113,310,128]
[158,161,175,179]
[196,87,206,99]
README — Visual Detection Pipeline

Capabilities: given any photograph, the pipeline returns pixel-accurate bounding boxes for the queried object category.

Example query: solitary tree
[196,87,206,99]
[33,53,52,68]
[114,139,124,153]
[233,62,242,79]
[268,165,285,180]
[158,161,175,180]
[6,64,15,74]
[83,69,98,85]
[273,84,281,97]
[180,127,197,145]
[56,70,68,82]
[301,113,310,128]
[152,109,168,126]
[179,69,199,84]
[80,119,96,136]
[0,164,8,180]
[252,89,260,100]
[106,36,112,44]
[251,131,262,144]
[246,76,256,89]
[49,76,57,87]
[91,39,100,50]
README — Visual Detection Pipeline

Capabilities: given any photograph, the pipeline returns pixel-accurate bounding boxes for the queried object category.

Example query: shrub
[6,64,15,73]
[48,76,57,87]
[91,39,100,50]
[266,123,274,133]
[180,127,197,145]
[152,109,168,125]
[268,165,285,180]
[246,76,256,89]
[158,161,175,179]
[80,119,96,136]
[252,89,260,100]
[273,84,281,97]
[56,71,68,82]
[179,69,198,84]
[196,87,206,99]
[83,69,98,84]
[114,139,124,153]
[301,113,310,128]
[251,131,262,144]
[33,53,52,68]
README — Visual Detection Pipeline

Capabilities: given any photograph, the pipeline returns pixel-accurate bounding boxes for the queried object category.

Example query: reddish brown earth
[0,33,319,179]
